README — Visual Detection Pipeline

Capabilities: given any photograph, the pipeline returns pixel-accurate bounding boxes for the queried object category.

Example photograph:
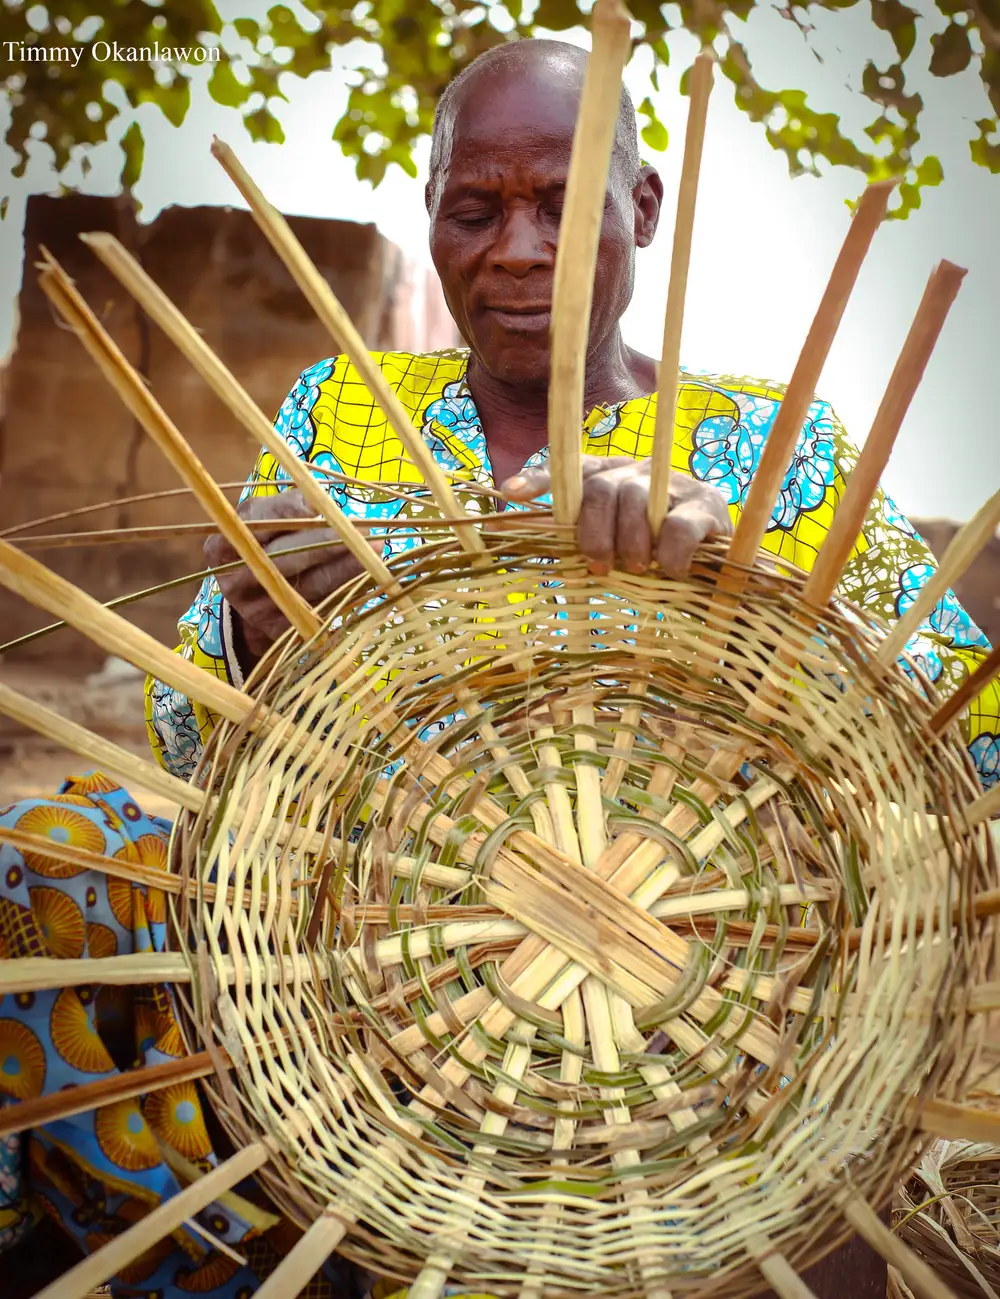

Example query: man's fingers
[501,468,551,502]
[615,477,653,574]
[206,490,321,568]
[501,456,634,502]
[656,501,722,579]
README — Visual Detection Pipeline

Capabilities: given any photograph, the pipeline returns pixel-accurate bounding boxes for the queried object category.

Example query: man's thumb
[501,468,550,501]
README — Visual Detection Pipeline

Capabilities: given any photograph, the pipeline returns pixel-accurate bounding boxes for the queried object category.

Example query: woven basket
[167,519,994,1297]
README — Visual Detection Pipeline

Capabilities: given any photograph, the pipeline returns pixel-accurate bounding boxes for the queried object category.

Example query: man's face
[427,61,659,388]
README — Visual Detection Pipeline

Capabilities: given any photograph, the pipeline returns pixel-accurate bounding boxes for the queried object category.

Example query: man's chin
[474,343,551,390]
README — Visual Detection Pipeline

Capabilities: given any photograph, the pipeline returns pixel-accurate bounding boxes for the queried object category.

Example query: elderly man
[2,36,997,1299]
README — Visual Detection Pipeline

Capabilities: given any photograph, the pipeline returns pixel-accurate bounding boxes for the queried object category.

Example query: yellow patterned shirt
[145,348,999,793]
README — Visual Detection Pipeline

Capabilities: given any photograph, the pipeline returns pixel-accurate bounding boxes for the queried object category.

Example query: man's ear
[634,165,663,248]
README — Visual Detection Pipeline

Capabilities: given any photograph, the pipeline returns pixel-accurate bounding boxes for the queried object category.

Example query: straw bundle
[891,1138,1000,1298]
[0,0,998,1296]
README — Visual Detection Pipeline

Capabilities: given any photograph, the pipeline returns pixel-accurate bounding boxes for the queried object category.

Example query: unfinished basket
[0,1,999,1297]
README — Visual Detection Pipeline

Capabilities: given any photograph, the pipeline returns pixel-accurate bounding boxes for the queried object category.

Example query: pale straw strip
[878,480,1000,664]
[913,1097,1000,1144]
[253,1212,350,1299]
[0,951,325,995]
[647,50,714,534]
[31,1143,270,1299]
[547,0,633,526]
[408,1030,536,1299]
[747,1237,821,1299]
[210,137,484,555]
[0,537,254,725]
[518,987,585,1299]
[0,1051,213,1138]
[79,231,401,588]
[931,642,1000,734]
[0,826,205,898]
[803,260,967,605]
[37,253,321,642]
[842,1193,958,1299]
[585,983,674,1299]
[968,781,1000,827]
[726,180,894,569]
[0,679,204,812]
[968,982,1000,1012]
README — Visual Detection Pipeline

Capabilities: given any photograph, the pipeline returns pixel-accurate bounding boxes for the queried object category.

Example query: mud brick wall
[0,194,456,666]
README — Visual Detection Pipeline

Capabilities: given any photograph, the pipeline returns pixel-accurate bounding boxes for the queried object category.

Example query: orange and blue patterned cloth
[0,772,364,1297]
[145,350,1000,794]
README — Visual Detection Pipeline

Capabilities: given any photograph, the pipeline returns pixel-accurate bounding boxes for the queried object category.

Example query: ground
[0,656,177,819]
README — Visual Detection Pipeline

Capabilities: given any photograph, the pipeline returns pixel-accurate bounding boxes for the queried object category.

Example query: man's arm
[145,357,375,778]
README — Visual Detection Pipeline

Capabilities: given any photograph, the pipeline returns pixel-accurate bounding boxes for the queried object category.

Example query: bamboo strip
[931,642,1000,735]
[0,1052,213,1138]
[803,260,966,605]
[517,988,585,1299]
[0,953,195,994]
[914,1097,1000,1144]
[15,512,528,550]
[31,1142,270,1299]
[37,253,321,642]
[79,232,401,591]
[968,982,1000,1012]
[726,180,894,570]
[968,781,1000,827]
[252,1212,349,1299]
[878,482,1000,663]
[648,50,714,534]
[842,1193,957,1299]
[210,138,484,555]
[0,538,254,726]
[546,0,633,526]
[0,952,324,995]
[748,1237,821,1299]
[0,826,199,897]
[0,680,203,812]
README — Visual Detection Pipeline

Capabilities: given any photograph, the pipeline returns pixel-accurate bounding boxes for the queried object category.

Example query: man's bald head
[427,39,640,205]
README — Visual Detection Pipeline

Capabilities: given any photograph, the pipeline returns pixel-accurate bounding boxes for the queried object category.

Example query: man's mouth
[483,304,552,333]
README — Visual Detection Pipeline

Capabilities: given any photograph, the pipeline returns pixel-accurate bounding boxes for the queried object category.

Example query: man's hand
[205,490,381,667]
[502,455,732,577]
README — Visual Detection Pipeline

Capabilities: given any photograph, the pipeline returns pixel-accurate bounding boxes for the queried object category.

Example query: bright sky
[1,1,997,521]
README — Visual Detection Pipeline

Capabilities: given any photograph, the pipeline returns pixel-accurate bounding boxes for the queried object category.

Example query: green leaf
[641,117,669,151]
[929,22,972,77]
[870,0,918,63]
[233,17,260,41]
[209,59,250,109]
[244,106,285,144]
[914,153,943,186]
[970,117,1000,171]
[0,197,8,221]
[120,120,144,191]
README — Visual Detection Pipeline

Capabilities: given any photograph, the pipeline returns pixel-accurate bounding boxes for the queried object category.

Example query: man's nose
[489,208,553,277]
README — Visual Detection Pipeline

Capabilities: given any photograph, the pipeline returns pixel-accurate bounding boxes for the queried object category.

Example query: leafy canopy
[2,0,998,219]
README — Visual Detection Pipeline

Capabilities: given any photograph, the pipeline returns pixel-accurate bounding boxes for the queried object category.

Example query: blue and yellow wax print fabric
[0,773,359,1298]
[146,348,1000,792]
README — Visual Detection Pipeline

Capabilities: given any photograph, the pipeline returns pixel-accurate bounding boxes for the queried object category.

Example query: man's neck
[466,331,655,484]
